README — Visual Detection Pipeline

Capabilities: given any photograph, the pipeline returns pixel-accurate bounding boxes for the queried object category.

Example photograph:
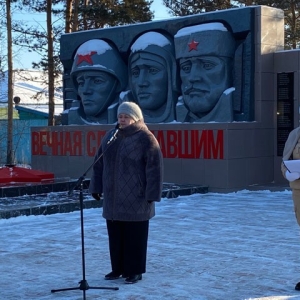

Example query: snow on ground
[1,189,300,300]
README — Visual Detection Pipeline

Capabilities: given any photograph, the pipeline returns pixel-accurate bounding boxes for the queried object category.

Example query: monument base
[0,165,54,185]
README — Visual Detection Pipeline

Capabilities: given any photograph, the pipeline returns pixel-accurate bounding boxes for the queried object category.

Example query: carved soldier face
[130,53,168,110]
[179,56,232,115]
[76,70,117,117]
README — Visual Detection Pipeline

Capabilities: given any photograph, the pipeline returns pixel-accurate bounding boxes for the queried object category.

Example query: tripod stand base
[51,279,119,293]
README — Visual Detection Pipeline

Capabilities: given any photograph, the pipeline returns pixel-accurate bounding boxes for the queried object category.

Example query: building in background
[0,70,63,165]
[0,69,63,120]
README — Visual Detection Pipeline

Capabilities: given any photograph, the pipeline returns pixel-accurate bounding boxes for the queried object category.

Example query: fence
[0,119,47,165]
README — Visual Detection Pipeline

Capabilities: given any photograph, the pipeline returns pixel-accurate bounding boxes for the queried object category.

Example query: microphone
[107,124,120,145]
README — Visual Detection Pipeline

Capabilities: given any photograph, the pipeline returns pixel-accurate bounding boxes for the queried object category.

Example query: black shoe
[125,274,142,284]
[295,282,300,290]
[105,271,122,280]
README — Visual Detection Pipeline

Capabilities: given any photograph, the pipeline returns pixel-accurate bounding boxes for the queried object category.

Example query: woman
[89,101,163,284]
[282,126,300,290]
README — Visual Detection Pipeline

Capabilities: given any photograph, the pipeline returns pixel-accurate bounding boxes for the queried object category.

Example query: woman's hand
[92,193,101,200]
[286,170,300,182]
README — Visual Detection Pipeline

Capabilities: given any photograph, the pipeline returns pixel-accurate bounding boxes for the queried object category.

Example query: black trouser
[106,220,149,277]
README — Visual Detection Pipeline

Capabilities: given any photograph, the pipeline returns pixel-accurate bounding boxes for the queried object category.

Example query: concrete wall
[30,122,274,192]
[273,50,300,184]
[255,6,285,186]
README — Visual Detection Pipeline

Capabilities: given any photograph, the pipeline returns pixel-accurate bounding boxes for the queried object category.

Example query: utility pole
[6,0,14,165]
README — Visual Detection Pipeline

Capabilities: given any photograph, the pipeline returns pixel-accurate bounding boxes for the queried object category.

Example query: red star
[76,51,97,66]
[188,40,199,52]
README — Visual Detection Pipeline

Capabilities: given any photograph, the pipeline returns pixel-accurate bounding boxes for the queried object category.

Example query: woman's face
[130,53,168,110]
[118,114,136,128]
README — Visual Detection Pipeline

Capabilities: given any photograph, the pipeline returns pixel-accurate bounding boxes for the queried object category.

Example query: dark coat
[89,120,163,221]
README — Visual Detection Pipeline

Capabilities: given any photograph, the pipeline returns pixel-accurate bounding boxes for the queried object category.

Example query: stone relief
[64,39,127,125]
[62,22,239,124]
[122,31,180,123]
[174,22,236,123]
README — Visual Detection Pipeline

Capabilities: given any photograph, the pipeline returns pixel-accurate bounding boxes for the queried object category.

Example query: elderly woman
[89,101,163,284]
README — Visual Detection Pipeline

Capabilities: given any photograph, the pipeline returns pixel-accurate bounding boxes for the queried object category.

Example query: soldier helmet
[71,39,127,92]
[129,31,179,93]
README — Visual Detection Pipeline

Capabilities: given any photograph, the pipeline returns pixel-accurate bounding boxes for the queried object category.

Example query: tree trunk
[83,0,88,30]
[47,0,55,126]
[65,0,73,33]
[6,0,14,165]
[72,0,80,32]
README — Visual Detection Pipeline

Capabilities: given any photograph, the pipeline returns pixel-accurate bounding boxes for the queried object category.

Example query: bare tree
[10,0,64,126]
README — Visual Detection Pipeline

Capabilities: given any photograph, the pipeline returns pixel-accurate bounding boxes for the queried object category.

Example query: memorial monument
[31,6,291,191]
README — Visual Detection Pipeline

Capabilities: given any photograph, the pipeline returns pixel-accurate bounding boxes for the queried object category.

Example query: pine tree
[237,0,300,49]
[162,0,300,49]
[162,0,235,16]
[10,0,63,126]
[73,0,154,31]
[4,0,155,126]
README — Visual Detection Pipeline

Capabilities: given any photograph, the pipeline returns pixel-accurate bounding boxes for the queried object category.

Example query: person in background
[89,101,163,284]
[282,126,300,290]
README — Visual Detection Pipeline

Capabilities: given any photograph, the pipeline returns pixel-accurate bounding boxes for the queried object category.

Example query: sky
[12,0,170,70]
[2,189,300,299]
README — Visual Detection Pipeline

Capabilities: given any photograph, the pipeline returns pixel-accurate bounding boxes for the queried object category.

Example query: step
[0,181,208,219]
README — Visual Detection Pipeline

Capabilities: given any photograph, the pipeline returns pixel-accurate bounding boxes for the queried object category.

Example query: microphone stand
[51,127,119,299]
